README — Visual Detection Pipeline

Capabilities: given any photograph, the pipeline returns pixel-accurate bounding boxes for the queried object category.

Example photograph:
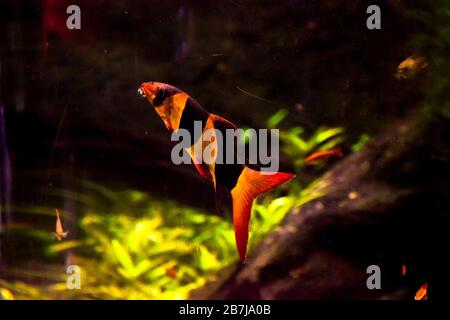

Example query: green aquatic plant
[2,186,239,299]
[267,109,345,170]
[0,176,323,300]
[1,110,344,300]
[352,133,371,152]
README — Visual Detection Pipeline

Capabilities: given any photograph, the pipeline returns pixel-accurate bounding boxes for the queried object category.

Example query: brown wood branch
[202,113,450,300]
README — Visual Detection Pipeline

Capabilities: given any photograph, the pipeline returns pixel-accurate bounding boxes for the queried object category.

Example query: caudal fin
[231,167,296,261]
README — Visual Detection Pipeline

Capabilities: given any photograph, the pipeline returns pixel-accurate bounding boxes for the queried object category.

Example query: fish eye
[153,88,168,106]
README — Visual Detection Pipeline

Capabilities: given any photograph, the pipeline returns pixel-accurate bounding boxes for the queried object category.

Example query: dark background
[0,0,425,209]
[1,0,443,299]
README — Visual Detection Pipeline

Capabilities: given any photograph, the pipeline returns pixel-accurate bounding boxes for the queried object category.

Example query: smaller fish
[53,209,69,241]
[395,56,428,79]
[414,283,428,300]
[304,148,343,164]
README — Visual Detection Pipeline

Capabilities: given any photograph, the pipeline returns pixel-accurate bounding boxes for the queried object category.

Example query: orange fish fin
[231,167,296,261]
[415,283,428,300]
[231,184,254,262]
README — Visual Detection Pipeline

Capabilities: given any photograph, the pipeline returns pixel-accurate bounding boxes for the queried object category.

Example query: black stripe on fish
[179,97,210,145]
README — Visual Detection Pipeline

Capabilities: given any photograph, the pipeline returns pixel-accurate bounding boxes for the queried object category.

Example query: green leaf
[318,136,345,151]
[313,127,344,144]
[111,240,135,272]
[267,109,289,128]
[352,133,371,152]
[197,246,221,271]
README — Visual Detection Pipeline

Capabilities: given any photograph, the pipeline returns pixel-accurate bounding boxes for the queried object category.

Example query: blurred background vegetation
[0,118,345,299]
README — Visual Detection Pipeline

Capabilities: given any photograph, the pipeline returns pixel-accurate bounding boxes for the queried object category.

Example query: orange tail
[231,167,296,261]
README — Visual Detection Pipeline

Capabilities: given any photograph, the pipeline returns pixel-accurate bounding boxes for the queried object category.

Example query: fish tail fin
[231,167,296,261]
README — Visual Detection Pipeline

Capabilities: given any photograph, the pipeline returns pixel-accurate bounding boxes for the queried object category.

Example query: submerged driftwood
[203,113,449,300]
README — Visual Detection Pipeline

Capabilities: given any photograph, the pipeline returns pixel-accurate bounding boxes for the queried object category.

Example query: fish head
[138,82,182,107]
[139,82,187,131]
[395,56,428,79]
